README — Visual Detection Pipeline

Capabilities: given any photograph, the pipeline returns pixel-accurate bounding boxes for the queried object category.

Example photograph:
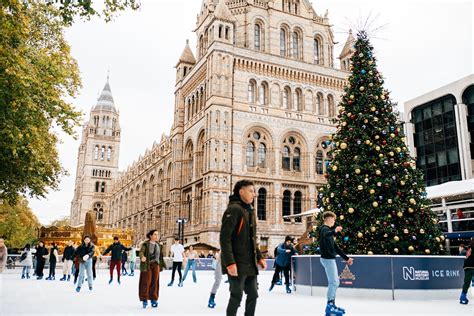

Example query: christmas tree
[311,31,445,255]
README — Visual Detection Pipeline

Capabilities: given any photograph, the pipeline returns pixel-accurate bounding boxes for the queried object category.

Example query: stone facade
[70,81,121,226]
[74,0,353,255]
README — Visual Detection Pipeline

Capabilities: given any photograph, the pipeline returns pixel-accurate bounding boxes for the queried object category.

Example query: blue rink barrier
[292,255,465,299]
[166,258,276,271]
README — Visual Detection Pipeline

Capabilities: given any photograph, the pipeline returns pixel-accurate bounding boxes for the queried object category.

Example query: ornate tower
[339,29,355,71]
[70,79,121,226]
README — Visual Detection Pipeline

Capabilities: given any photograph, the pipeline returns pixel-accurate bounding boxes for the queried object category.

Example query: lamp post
[176,218,188,245]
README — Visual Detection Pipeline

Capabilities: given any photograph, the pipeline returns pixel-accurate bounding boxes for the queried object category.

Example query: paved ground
[0,268,472,315]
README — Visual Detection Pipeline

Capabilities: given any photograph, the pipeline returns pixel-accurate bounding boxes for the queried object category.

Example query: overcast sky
[28,0,473,224]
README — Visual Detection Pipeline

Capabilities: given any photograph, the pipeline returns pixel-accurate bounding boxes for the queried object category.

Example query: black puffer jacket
[75,243,95,263]
[103,242,131,261]
[220,195,263,276]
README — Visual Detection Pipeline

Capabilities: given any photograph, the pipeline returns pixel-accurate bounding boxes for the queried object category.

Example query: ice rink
[0,268,472,315]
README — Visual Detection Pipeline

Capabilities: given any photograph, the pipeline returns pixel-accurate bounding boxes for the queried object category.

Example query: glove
[83,255,90,261]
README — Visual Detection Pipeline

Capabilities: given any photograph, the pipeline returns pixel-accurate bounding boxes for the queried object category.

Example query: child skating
[319,211,353,315]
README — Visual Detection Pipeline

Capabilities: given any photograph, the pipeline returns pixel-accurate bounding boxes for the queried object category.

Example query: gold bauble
[394,236,400,241]
[370,226,376,232]
[332,165,338,171]
[350,95,355,100]
[357,185,364,190]
[375,146,381,151]
[394,248,399,253]
[379,154,384,158]
[360,86,365,91]
[365,140,370,145]
[404,229,409,234]
[375,170,381,175]
[355,168,361,174]
[440,235,445,241]
[364,178,369,183]
[377,182,382,187]
[340,143,347,149]
[396,147,401,153]
[375,135,380,139]
[409,198,416,205]
[369,189,375,194]
[389,151,394,156]
[381,95,386,100]
[435,237,441,242]
[400,181,405,186]
[370,106,376,112]
[425,249,431,254]
[397,211,403,217]
[342,122,347,126]
[340,215,344,220]
[420,229,425,234]
[357,232,363,238]
[364,119,369,123]
[368,251,374,255]
[408,208,414,213]
[390,133,395,138]
[408,246,415,252]
[372,201,379,207]
[348,207,355,213]
[388,199,393,204]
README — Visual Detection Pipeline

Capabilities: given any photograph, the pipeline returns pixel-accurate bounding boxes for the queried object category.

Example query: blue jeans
[182,259,197,282]
[78,258,93,288]
[320,258,339,302]
[129,261,135,274]
[22,266,30,276]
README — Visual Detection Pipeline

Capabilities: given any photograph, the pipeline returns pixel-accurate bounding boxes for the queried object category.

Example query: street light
[176,217,188,244]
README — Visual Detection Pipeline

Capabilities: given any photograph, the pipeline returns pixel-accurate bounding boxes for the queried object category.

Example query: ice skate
[151,300,158,308]
[208,294,216,308]
[460,292,469,304]
[325,303,345,316]
[286,284,292,293]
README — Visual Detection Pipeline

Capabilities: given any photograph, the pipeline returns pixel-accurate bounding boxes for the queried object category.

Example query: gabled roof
[178,39,196,65]
[214,0,236,23]
[339,29,355,59]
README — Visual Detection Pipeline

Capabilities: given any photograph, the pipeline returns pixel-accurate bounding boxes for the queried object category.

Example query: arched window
[187,99,191,121]
[95,181,99,192]
[101,182,106,193]
[254,23,262,51]
[293,147,301,171]
[218,24,223,38]
[107,147,112,160]
[257,188,267,221]
[280,28,287,57]
[246,142,255,167]
[101,146,105,160]
[328,95,335,117]
[282,136,304,172]
[245,131,268,170]
[93,202,104,222]
[225,27,230,40]
[257,143,266,167]
[314,37,321,64]
[248,80,256,104]
[294,191,302,222]
[316,150,324,174]
[282,146,290,170]
[317,92,324,115]
[94,145,99,160]
[294,89,302,111]
[283,86,290,109]
[292,32,300,59]
[283,190,291,222]
[259,82,268,105]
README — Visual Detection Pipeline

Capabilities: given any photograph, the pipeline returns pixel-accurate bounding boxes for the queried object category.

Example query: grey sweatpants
[211,260,223,294]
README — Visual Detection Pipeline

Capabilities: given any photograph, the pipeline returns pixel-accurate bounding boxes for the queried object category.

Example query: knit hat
[285,236,293,243]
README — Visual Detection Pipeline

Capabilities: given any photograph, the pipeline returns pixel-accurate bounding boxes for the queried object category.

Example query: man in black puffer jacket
[103,237,131,284]
[220,180,266,316]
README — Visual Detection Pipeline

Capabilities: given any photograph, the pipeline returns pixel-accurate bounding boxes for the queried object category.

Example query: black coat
[62,245,75,261]
[103,242,131,261]
[74,243,95,263]
[35,246,48,262]
[220,195,263,276]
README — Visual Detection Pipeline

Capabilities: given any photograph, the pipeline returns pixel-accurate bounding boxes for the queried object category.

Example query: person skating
[220,180,267,316]
[182,245,198,284]
[121,250,128,276]
[34,241,48,280]
[460,240,474,304]
[319,211,353,315]
[45,243,59,280]
[0,238,8,274]
[19,244,35,279]
[91,243,101,280]
[60,241,75,281]
[102,236,131,284]
[128,248,137,276]
[138,230,165,309]
[167,237,185,287]
[208,250,222,308]
[75,235,95,292]
[269,236,297,293]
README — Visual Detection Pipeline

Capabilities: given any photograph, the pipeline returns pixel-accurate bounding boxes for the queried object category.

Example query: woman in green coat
[138,230,165,309]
